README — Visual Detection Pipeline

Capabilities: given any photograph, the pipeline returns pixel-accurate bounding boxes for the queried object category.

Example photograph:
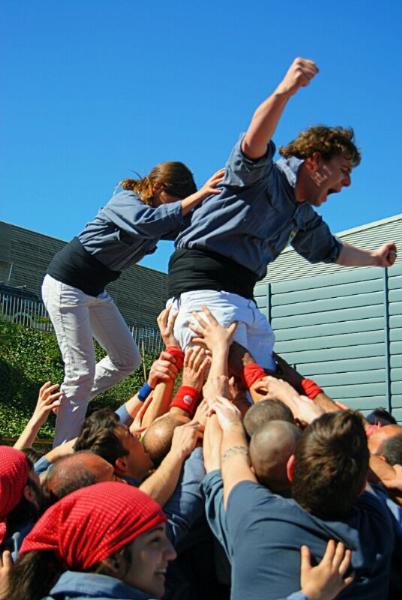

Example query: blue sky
[2,0,402,272]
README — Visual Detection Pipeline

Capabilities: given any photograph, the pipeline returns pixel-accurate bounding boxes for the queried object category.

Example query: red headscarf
[20,482,166,570]
[0,446,30,544]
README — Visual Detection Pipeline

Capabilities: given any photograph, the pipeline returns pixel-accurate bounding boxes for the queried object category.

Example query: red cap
[0,446,30,544]
[20,482,166,570]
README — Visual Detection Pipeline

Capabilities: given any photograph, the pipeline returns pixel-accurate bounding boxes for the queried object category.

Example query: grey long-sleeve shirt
[175,135,341,279]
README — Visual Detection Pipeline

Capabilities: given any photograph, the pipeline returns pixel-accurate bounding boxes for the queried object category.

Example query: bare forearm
[203,415,222,473]
[13,418,43,450]
[204,347,231,400]
[221,424,255,506]
[369,455,400,487]
[337,243,377,267]
[141,380,174,428]
[242,91,290,159]
[124,393,143,419]
[337,241,397,268]
[140,450,184,506]
[314,391,339,413]
[181,192,206,215]
[242,58,319,160]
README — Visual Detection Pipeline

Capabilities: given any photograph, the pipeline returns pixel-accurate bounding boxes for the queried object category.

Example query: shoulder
[105,190,143,207]
[227,480,284,518]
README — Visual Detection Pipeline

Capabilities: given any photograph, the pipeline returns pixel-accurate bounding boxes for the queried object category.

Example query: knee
[63,367,96,395]
[114,343,141,373]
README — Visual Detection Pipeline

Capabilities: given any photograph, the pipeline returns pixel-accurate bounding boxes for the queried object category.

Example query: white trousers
[168,289,276,370]
[42,275,141,446]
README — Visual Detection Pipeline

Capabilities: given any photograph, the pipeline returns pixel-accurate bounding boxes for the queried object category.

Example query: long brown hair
[8,550,64,600]
[121,161,196,206]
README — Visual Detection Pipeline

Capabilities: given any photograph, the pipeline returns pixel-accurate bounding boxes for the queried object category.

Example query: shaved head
[368,424,402,455]
[250,420,301,493]
[45,451,116,501]
[143,413,189,465]
[244,399,294,438]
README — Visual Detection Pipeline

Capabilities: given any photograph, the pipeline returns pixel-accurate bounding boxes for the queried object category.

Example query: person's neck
[294,163,309,203]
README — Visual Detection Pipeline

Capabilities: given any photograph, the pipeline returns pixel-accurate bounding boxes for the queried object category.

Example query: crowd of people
[1,307,402,599]
[1,57,400,598]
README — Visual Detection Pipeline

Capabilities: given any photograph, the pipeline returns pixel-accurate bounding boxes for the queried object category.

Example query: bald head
[143,413,189,466]
[244,399,294,438]
[368,424,402,455]
[45,451,116,501]
[250,420,301,493]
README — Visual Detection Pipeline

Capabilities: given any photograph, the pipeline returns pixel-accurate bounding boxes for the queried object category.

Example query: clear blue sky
[2,0,401,272]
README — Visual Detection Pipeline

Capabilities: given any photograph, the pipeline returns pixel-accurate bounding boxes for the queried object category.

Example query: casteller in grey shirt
[172,135,341,284]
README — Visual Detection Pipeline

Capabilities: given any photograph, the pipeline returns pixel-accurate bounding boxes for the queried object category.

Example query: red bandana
[0,446,30,544]
[20,482,166,570]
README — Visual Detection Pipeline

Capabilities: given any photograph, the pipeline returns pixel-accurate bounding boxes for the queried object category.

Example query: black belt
[168,247,258,300]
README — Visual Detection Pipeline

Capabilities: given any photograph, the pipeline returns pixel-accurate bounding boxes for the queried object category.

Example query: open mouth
[155,569,167,577]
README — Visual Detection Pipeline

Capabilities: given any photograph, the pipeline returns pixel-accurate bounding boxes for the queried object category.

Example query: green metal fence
[255,263,402,419]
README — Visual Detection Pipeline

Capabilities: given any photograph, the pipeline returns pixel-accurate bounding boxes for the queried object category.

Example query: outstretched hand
[33,381,63,423]
[198,169,225,198]
[147,351,179,388]
[157,305,179,348]
[300,540,354,600]
[182,346,211,391]
[190,305,237,352]
[212,395,242,431]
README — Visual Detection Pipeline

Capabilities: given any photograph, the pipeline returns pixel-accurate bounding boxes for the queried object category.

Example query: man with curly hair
[168,58,397,369]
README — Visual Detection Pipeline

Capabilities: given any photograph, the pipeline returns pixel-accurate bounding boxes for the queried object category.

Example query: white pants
[168,290,276,370]
[42,275,141,446]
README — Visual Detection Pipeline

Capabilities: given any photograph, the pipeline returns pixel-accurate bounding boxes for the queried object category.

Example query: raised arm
[141,307,181,428]
[190,305,237,401]
[242,58,318,159]
[140,421,199,506]
[14,382,62,450]
[180,169,224,215]
[337,241,397,268]
[213,396,256,507]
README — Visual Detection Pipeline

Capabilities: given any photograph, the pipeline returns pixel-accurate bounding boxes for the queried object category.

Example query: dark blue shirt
[203,471,395,600]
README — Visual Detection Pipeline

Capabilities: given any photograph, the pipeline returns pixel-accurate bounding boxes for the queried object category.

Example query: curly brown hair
[279,126,361,166]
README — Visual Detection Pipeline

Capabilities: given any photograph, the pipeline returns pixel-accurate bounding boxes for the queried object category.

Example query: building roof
[257,213,402,285]
[0,221,168,328]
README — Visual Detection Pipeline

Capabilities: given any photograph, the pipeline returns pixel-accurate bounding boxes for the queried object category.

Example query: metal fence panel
[0,291,162,355]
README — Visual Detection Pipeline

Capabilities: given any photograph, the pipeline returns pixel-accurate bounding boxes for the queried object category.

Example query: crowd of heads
[1,306,402,600]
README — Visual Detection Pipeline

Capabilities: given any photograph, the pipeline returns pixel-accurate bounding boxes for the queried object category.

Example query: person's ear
[23,483,35,503]
[100,550,125,577]
[286,454,295,482]
[115,456,128,476]
[304,152,322,173]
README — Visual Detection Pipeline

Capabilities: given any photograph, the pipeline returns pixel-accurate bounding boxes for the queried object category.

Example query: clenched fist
[275,57,319,98]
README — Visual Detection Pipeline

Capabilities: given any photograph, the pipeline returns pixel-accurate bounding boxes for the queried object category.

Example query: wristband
[166,346,184,371]
[301,378,323,400]
[170,385,200,418]
[242,363,266,388]
[137,382,153,402]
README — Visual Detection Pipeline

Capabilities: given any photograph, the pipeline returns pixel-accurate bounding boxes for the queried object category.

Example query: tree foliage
[0,319,156,440]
